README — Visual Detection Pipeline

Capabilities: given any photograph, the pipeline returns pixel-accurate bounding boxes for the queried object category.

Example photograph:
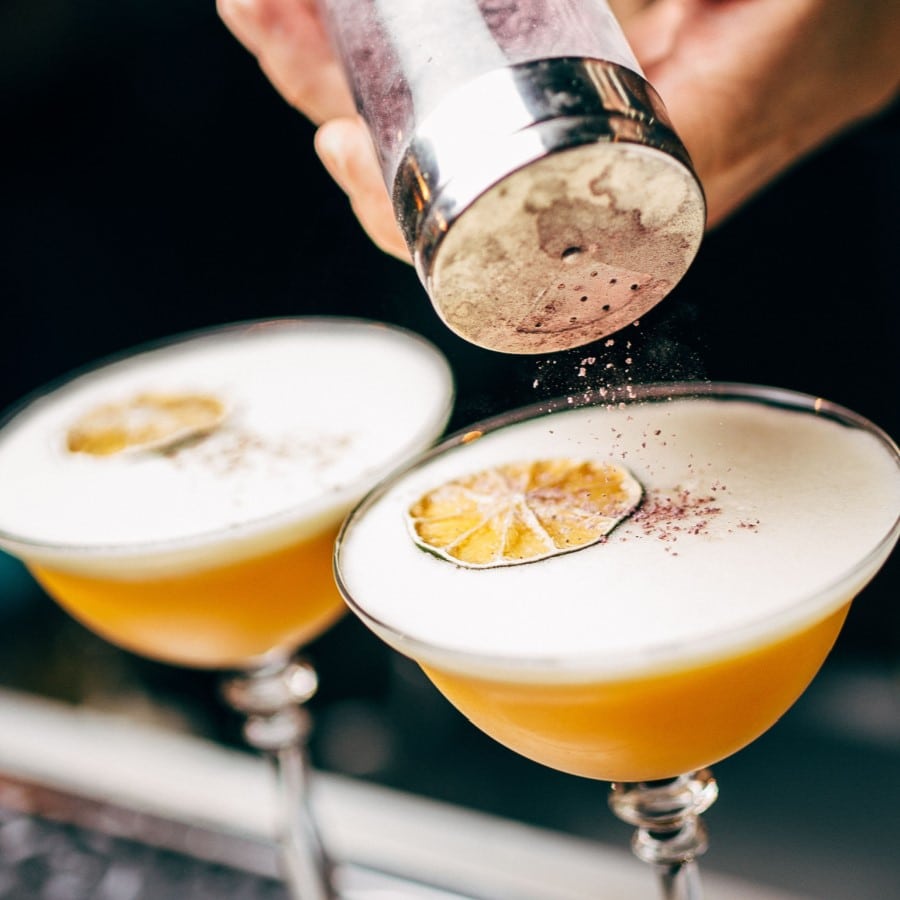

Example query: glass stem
[608,769,718,900]
[222,655,336,900]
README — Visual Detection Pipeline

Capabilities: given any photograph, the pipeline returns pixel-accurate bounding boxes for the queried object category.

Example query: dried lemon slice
[407,458,643,568]
[67,392,227,456]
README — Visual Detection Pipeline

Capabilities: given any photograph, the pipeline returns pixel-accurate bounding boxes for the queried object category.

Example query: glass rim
[0,315,456,562]
[334,380,900,681]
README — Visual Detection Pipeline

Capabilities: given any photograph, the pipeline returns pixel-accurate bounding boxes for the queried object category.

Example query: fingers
[620,0,758,227]
[621,0,900,228]
[620,0,693,70]
[608,0,658,27]
[219,0,407,261]
[217,0,355,123]
[315,119,411,262]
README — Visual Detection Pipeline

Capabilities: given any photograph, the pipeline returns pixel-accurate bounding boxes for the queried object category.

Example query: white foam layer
[0,319,453,574]
[337,394,900,678]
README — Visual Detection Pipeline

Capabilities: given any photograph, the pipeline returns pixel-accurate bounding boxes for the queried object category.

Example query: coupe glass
[335,382,900,899]
[0,317,454,899]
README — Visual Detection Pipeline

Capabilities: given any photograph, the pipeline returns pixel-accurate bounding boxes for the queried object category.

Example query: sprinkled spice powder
[163,427,355,479]
[632,488,723,543]
[623,487,761,556]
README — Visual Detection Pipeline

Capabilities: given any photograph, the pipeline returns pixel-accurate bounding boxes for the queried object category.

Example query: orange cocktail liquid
[421,602,850,783]
[27,526,344,670]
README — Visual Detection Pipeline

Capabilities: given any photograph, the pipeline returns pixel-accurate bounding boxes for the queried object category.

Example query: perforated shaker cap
[394,59,706,354]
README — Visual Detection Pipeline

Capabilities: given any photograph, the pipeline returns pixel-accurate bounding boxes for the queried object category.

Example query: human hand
[216,0,408,259]
[218,0,900,257]
[619,0,900,226]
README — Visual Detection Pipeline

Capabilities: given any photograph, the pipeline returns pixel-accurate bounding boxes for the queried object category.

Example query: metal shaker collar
[394,58,706,354]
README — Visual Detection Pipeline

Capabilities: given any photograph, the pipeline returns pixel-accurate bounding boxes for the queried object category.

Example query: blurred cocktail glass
[0,317,454,899]
[335,382,900,899]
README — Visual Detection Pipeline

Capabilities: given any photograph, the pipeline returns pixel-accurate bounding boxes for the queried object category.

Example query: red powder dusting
[630,487,732,547]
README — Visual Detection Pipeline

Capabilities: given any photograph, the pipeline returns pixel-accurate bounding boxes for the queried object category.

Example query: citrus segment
[407,459,642,568]
[67,392,227,456]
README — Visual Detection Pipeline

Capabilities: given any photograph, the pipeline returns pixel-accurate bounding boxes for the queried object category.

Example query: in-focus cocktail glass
[335,382,900,899]
[0,317,454,899]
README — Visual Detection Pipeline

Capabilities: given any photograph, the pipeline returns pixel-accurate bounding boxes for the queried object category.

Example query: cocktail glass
[0,317,454,899]
[335,382,900,899]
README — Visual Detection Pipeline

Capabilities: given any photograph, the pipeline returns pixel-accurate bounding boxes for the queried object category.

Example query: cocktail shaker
[319,0,706,354]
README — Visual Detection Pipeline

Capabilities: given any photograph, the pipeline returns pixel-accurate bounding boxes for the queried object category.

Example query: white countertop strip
[0,687,810,900]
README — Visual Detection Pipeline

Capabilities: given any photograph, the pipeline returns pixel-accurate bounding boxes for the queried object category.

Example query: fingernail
[314,125,349,185]
[221,0,258,14]
[219,0,265,34]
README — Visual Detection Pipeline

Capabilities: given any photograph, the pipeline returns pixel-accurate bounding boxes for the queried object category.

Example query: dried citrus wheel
[407,458,643,568]
[66,392,227,456]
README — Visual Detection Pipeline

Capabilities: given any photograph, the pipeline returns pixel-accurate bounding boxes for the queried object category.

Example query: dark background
[1,2,898,898]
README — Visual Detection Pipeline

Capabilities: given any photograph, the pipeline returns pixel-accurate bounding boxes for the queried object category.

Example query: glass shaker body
[320,0,706,354]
